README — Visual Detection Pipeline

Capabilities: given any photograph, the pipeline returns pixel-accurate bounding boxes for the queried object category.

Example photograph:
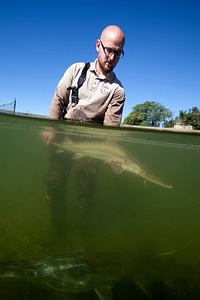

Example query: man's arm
[50,79,70,119]
[103,88,125,126]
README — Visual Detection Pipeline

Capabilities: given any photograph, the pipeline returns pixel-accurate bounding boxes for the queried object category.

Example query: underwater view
[0,112,200,299]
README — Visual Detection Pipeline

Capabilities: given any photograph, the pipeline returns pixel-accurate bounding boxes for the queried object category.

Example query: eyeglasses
[100,40,124,59]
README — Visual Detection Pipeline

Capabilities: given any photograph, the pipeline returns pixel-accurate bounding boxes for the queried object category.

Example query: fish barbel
[54,138,172,189]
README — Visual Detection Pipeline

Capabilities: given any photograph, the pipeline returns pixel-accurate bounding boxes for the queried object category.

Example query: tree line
[123,101,200,130]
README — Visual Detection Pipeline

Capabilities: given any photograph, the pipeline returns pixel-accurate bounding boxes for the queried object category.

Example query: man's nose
[109,52,117,60]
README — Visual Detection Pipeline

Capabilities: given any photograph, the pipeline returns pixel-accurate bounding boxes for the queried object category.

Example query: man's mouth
[106,60,113,67]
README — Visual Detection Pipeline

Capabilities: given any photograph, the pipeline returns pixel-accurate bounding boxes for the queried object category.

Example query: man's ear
[96,39,100,52]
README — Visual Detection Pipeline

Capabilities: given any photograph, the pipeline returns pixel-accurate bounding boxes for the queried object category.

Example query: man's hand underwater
[41,129,55,145]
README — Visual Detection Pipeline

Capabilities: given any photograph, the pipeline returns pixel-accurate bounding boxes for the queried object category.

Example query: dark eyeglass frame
[100,40,124,59]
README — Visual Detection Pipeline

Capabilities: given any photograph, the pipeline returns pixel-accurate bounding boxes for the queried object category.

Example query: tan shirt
[50,60,125,126]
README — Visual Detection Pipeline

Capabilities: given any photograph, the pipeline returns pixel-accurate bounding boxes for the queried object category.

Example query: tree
[123,101,173,127]
[178,106,200,130]
[163,118,174,128]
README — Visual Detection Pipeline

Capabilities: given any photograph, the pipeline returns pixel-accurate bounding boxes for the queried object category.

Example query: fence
[0,98,16,114]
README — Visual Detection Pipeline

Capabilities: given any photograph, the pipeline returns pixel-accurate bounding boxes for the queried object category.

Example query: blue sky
[0,0,199,121]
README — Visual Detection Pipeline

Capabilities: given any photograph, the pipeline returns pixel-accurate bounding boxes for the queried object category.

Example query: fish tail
[0,262,35,278]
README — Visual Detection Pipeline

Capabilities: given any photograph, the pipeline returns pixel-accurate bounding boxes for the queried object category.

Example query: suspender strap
[62,62,90,118]
[77,62,90,88]
[67,62,90,107]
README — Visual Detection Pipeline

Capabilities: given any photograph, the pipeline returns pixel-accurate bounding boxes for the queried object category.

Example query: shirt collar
[90,59,114,82]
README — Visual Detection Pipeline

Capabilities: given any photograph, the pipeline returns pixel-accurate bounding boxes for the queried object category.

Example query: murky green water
[0,112,200,299]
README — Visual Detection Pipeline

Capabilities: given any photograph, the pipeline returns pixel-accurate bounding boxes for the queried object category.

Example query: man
[45,25,126,237]
[49,25,125,126]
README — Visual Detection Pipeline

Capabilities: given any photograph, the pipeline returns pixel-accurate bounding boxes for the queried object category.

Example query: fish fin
[110,164,124,174]
[53,137,72,150]
[55,149,64,154]
[95,285,113,300]
[106,159,124,174]
[73,153,84,159]
[62,137,73,146]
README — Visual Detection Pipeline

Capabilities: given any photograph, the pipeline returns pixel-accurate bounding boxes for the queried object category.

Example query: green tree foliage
[123,101,173,127]
[163,118,174,128]
[178,106,200,130]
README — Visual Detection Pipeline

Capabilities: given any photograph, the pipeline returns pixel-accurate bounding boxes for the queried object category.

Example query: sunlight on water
[0,112,200,299]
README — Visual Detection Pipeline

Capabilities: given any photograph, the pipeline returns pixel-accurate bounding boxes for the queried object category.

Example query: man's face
[96,39,123,74]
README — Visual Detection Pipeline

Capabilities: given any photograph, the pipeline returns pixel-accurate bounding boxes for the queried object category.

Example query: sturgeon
[0,251,120,299]
[1,251,196,299]
[54,138,172,189]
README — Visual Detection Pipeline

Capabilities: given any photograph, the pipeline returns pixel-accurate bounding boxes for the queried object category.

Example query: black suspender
[62,62,90,119]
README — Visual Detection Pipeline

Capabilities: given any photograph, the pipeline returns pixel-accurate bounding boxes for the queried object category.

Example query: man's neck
[95,60,108,77]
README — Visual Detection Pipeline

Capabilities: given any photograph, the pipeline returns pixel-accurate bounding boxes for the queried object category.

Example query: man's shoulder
[63,62,90,79]
[69,61,94,71]
[69,62,88,71]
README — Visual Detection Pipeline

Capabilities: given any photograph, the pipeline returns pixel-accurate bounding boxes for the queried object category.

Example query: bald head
[96,25,125,75]
[100,25,125,49]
